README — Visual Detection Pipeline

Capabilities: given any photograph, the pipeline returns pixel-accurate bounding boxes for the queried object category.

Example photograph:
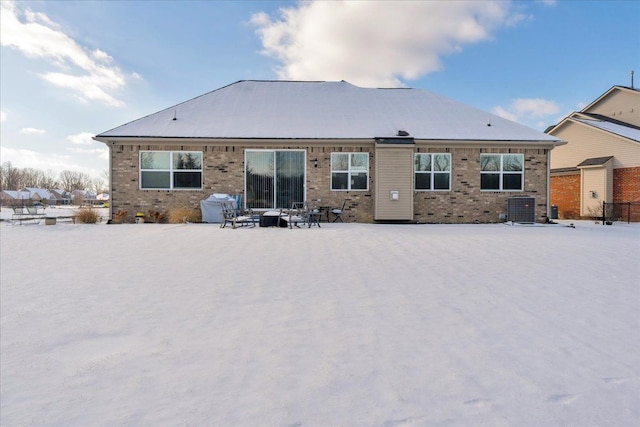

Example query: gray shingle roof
[577,156,614,167]
[96,80,562,144]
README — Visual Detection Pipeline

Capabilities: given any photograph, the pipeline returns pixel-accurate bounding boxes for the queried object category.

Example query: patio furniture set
[220,200,346,229]
[10,205,46,225]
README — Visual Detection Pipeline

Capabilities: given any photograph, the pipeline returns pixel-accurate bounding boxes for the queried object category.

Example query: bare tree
[0,162,24,190]
[89,175,108,194]
[39,170,60,189]
[58,170,92,192]
[21,168,45,188]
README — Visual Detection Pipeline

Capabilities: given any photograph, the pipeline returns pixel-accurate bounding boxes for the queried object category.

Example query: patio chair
[231,194,243,215]
[331,199,348,222]
[285,202,308,228]
[11,206,28,223]
[26,205,45,218]
[220,202,256,229]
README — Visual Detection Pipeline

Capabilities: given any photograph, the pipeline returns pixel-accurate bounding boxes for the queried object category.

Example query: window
[245,150,305,209]
[480,154,523,191]
[331,152,369,190]
[414,153,451,191]
[140,151,202,190]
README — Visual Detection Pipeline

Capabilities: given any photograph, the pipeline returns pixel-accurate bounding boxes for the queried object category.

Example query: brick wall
[413,147,549,223]
[613,167,640,203]
[110,143,549,224]
[550,167,640,221]
[550,173,581,219]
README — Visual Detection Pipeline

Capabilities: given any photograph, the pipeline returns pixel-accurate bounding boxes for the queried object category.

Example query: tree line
[0,162,108,194]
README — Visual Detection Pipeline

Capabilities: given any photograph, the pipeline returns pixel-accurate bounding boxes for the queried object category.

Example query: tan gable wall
[549,120,640,169]
[108,142,549,224]
[585,88,640,127]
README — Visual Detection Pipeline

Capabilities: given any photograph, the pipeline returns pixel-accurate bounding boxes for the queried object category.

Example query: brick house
[547,85,640,221]
[94,80,564,223]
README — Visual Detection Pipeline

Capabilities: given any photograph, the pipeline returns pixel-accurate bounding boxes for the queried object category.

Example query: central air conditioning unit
[507,197,536,223]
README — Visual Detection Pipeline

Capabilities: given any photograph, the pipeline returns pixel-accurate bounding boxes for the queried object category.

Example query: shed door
[375,145,413,220]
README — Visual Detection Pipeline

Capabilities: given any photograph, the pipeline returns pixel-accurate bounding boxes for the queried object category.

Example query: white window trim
[330,152,369,191]
[480,153,524,192]
[139,151,203,190]
[414,153,451,191]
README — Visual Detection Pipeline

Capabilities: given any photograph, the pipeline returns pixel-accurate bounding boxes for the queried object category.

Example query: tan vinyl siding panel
[585,88,640,127]
[581,168,606,215]
[580,161,613,216]
[550,120,640,169]
[607,163,614,202]
[375,146,413,220]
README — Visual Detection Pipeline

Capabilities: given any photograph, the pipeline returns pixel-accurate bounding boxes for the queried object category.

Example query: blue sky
[1,0,638,179]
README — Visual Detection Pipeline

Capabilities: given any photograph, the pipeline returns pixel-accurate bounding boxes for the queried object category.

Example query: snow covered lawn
[1,218,639,426]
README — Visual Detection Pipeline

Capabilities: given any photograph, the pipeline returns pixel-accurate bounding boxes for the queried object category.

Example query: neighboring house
[71,190,97,205]
[96,192,110,202]
[94,80,564,224]
[50,189,71,205]
[20,188,55,205]
[0,190,31,206]
[547,85,640,220]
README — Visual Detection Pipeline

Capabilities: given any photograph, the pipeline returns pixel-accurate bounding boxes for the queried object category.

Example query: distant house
[547,85,640,220]
[50,189,71,205]
[20,188,55,205]
[94,80,564,223]
[0,190,31,206]
[96,192,110,204]
[71,190,97,205]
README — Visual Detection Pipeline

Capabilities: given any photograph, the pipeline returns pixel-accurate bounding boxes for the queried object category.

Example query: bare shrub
[113,209,127,224]
[168,208,201,224]
[147,210,168,224]
[74,207,99,224]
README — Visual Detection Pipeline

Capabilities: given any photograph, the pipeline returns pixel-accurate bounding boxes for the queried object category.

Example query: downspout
[108,141,114,221]
[546,148,551,222]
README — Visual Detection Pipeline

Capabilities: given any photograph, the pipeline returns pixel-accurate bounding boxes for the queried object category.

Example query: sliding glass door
[245,150,305,209]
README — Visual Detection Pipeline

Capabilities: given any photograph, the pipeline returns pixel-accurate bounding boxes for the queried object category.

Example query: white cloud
[1,145,71,171]
[0,145,107,177]
[0,0,133,106]
[67,132,96,146]
[0,111,6,122]
[19,127,46,135]
[251,1,520,87]
[492,98,559,125]
[66,146,109,161]
[491,106,518,122]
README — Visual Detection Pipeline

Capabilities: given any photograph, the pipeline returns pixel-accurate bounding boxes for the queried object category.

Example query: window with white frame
[480,153,524,191]
[331,152,369,190]
[140,151,203,190]
[414,153,451,191]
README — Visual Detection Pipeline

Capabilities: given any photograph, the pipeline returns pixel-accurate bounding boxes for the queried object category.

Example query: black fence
[602,202,640,224]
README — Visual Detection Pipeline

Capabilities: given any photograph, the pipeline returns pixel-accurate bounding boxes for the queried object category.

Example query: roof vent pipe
[631,70,635,89]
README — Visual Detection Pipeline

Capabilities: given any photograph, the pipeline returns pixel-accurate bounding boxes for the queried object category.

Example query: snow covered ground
[1,211,639,426]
